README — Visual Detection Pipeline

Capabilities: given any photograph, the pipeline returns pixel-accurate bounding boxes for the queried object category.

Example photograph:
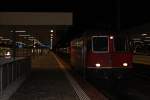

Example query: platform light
[95,63,101,68]
[141,33,147,36]
[123,62,128,67]
[110,36,114,39]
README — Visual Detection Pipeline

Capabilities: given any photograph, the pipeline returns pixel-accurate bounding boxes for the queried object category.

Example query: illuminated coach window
[92,36,108,52]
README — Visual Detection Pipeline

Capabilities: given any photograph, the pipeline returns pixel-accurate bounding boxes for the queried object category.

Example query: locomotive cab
[86,35,133,78]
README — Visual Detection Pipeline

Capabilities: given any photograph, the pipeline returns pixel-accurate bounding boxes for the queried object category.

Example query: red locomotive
[70,32,133,79]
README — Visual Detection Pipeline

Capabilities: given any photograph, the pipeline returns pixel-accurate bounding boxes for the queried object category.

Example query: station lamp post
[11,29,16,60]
[50,29,54,50]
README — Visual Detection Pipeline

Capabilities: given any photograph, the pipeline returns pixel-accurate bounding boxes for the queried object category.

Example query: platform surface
[9,52,79,100]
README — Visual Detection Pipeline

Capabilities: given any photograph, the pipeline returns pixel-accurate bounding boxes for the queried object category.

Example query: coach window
[115,37,128,52]
[92,36,108,52]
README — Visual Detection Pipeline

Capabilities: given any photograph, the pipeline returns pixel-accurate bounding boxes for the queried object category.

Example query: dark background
[0,0,150,30]
[0,0,150,47]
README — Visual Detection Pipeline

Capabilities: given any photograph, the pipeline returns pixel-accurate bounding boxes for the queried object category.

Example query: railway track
[57,53,150,100]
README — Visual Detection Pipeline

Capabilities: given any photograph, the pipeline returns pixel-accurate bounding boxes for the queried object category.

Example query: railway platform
[7,52,87,100]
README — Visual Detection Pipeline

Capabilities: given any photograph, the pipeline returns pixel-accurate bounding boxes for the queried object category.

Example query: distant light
[50,29,54,33]
[51,36,53,39]
[5,51,11,59]
[6,51,11,56]
[110,36,114,39]
[141,33,147,36]
[33,45,36,48]
[15,30,26,33]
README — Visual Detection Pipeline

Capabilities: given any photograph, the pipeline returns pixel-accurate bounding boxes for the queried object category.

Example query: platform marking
[52,52,91,100]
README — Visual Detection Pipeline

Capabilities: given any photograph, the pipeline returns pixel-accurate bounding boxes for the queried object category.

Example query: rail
[0,57,31,96]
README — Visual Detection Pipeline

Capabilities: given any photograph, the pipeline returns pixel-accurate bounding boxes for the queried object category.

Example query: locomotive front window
[92,36,108,52]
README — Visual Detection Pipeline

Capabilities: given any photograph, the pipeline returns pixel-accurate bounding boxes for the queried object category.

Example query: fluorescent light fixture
[15,30,26,33]
[1,38,11,41]
[132,38,141,40]
[16,41,25,44]
[28,39,34,41]
[141,33,147,36]
[28,38,35,40]
[144,40,150,42]
[134,40,141,42]
[0,36,3,39]
[145,37,150,38]
[28,36,34,39]
[19,34,30,37]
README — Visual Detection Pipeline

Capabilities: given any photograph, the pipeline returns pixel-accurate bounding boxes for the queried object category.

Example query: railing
[0,57,31,96]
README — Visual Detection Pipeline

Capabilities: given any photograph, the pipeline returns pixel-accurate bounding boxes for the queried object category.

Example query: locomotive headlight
[123,62,128,67]
[96,63,101,68]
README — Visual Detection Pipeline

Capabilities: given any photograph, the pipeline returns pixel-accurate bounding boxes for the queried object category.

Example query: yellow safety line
[52,52,91,100]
